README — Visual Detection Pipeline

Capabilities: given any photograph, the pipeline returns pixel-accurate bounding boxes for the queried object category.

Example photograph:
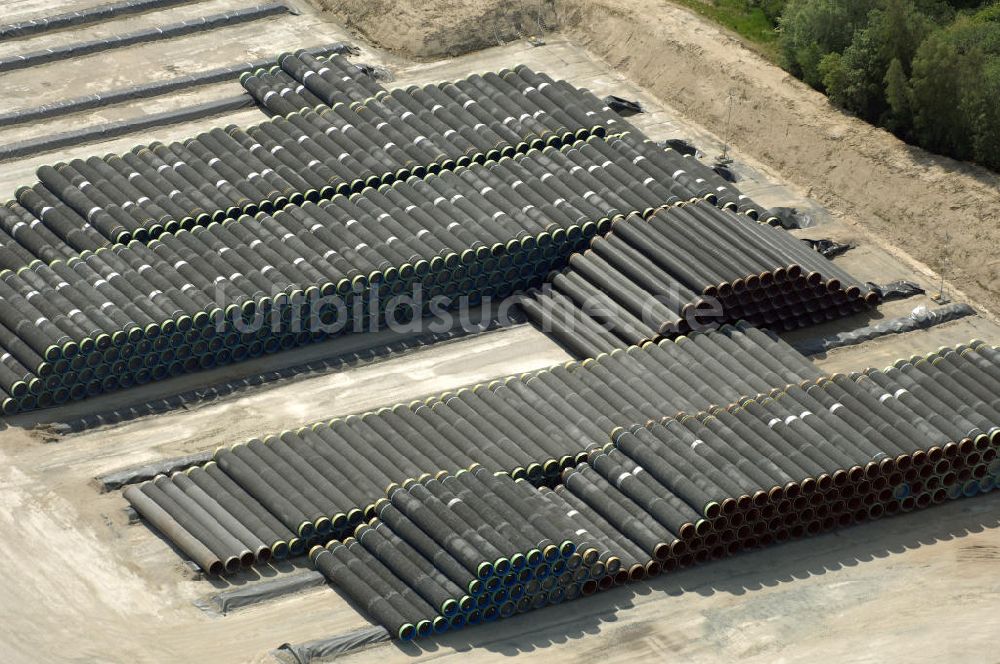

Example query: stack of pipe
[0,137,708,414]
[7,72,625,256]
[310,469,609,639]
[122,324,819,567]
[496,67,775,225]
[240,52,385,114]
[125,327,1000,581]
[518,201,876,357]
[122,335,1000,638]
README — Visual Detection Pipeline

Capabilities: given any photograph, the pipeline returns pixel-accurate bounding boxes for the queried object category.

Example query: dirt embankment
[313,0,1000,317]
[314,0,556,58]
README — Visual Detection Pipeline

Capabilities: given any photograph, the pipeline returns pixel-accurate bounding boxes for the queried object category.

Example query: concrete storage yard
[1,0,999,662]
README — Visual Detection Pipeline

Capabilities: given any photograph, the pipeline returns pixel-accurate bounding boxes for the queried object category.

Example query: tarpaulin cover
[195,571,326,615]
[0,95,254,161]
[0,0,190,40]
[603,95,642,116]
[867,280,926,302]
[275,627,392,663]
[712,163,737,182]
[803,238,853,258]
[0,4,289,73]
[96,450,214,492]
[770,206,814,229]
[792,303,975,355]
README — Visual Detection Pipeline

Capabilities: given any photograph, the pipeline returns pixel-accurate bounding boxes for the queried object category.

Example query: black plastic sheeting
[0,95,254,161]
[770,206,815,229]
[603,95,642,116]
[792,303,975,356]
[354,62,393,82]
[0,42,356,128]
[96,450,215,492]
[867,280,926,302]
[0,4,290,73]
[195,571,326,615]
[712,163,737,182]
[275,627,391,664]
[661,138,697,156]
[803,238,853,258]
[0,0,190,40]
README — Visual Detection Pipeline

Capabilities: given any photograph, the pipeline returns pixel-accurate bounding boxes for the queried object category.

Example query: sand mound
[314,0,557,58]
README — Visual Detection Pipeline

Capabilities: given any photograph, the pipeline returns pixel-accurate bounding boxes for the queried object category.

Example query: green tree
[910,5,1000,168]
[883,57,913,134]
[778,0,876,88]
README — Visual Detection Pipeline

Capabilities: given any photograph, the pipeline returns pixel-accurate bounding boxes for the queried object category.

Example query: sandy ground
[1,0,999,662]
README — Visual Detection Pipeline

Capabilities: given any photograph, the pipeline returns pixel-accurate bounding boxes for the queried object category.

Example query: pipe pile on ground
[4,69,625,260]
[124,333,1000,635]
[309,470,609,639]
[517,200,876,357]
[240,51,384,114]
[123,324,822,569]
[0,137,710,413]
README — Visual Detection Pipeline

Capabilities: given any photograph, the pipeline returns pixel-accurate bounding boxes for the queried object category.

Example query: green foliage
[667,0,783,55]
[665,0,1000,170]
[778,0,876,87]
[770,0,1000,170]
[883,57,912,133]
[909,5,1000,168]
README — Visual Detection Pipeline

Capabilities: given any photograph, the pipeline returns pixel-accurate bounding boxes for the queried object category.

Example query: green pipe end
[441,598,459,616]
[274,542,296,561]
[468,579,483,596]
[78,337,95,354]
[397,623,416,641]
[43,345,61,362]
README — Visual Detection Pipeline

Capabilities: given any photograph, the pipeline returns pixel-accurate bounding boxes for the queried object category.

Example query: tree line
[761,0,1000,170]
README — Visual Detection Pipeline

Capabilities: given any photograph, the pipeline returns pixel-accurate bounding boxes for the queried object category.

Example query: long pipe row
[0,137,707,413]
[307,338,1000,638]
[123,324,819,572]
[8,68,623,260]
[125,334,1000,635]
[517,201,876,356]
[126,327,1000,582]
[498,64,776,225]
[252,57,773,231]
